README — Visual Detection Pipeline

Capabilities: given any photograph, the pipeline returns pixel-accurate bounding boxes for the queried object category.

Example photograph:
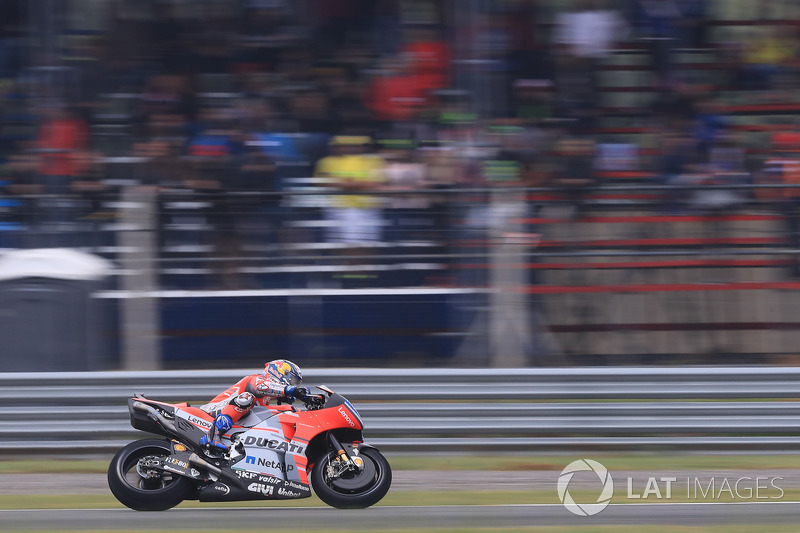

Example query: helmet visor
[284,369,302,386]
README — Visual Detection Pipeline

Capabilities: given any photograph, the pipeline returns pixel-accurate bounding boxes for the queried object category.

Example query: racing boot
[199,414,232,457]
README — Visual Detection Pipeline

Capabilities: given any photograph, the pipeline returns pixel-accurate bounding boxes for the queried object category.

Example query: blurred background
[1,0,799,371]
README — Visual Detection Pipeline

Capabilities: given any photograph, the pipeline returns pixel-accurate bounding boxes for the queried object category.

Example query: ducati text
[242,436,305,453]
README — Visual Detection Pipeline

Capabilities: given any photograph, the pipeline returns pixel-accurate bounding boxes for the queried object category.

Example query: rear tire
[107,438,194,511]
[310,447,392,509]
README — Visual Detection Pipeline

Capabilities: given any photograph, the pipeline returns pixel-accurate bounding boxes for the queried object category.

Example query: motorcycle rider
[198,359,309,454]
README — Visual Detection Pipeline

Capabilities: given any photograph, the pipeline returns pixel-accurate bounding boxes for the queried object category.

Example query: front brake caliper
[331,449,364,474]
[326,456,353,480]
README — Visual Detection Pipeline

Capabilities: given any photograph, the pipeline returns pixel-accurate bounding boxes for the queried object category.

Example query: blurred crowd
[0,0,800,263]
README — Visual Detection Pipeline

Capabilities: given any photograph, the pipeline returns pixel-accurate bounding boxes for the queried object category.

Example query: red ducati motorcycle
[108,386,391,511]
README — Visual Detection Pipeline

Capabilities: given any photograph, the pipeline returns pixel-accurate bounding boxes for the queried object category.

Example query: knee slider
[215,414,233,432]
[232,392,254,410]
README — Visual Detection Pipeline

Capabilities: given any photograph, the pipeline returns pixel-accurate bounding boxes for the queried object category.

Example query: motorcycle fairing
[231,412,305,482]
[197,470,311,502]
[147,449,313,502]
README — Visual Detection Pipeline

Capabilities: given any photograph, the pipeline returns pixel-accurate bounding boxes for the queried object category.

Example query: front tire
[107,438,194,511]
[310,447,392,509]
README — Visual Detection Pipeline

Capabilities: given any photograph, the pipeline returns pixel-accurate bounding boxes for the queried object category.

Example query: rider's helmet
[264,359,303,386]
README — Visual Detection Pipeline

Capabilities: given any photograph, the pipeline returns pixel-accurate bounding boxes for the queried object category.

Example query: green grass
[12,529,800,533]
[384,453,800,471]
[6,453,800,474]
[4,487,800,510]
[11,529,800,533]
[0,491,533,510]
[0,459,110,474]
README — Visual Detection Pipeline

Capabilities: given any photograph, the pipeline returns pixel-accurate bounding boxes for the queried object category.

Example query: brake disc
[329,458,376,492]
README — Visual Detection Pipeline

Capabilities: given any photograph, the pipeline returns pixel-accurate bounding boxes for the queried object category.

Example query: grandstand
[1,0,800,368]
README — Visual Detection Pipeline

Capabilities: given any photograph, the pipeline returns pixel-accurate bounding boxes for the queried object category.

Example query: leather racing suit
[198,373,304,452]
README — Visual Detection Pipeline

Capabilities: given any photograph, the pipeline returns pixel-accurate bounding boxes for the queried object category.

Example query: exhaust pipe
[132,401,179,435]
[188,453,241,484]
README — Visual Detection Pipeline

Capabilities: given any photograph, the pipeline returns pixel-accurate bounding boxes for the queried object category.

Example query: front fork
[326,433,364,478]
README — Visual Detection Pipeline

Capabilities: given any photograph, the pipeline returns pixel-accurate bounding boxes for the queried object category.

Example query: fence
[4,367,800,455]
[1,182,800,370]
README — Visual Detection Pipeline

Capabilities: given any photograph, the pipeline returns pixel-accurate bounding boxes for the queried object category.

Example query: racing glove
[285,386,310,399]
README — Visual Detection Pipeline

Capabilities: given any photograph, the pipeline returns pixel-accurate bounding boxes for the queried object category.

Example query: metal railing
[4,367,800,454]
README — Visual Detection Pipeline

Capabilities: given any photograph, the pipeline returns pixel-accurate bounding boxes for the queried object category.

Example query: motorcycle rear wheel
[310,447,392,509]
[107,438,194,511]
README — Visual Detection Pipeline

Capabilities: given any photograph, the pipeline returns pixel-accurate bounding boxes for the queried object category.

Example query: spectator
[133,137,185,189]
[0,2,23,80]
[633,0,683,86]
[310,0,373,56]
[708,132,749,201]
[676,0,708,49]
[205,144,279,290]
[313,135,386,248]
[484,122,538,188]
[328,67,375,134]
[370,0,403,57]
[511,79,554,124]
[692,96,727,157]
[33,102,90,243]
[656,128,696,213]
[741,26,798,93]
[453,10,513,119]
[762,122,800,277]
[287,87,336,136]
[1,140,39,244]
[187,106,238,162]
[235,140,281,246]
[364,54,429,124]
[503,0,549,80]
[398,25,452,97]
[553,0,626,110]
[379,137,429,242]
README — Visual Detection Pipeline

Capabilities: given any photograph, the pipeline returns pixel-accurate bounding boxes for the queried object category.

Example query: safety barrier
[4,367,800,454]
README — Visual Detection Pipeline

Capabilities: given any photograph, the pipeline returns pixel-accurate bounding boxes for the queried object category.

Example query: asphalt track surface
[3,502,800,531]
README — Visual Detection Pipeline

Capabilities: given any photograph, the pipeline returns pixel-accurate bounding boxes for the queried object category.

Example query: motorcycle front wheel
[310,446,392,509]
[107,438,195,511]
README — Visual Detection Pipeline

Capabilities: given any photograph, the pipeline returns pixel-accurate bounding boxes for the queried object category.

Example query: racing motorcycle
[107,386,391,511]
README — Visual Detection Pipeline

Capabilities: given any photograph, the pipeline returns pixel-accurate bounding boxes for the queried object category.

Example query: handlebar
[302,394,326,410]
